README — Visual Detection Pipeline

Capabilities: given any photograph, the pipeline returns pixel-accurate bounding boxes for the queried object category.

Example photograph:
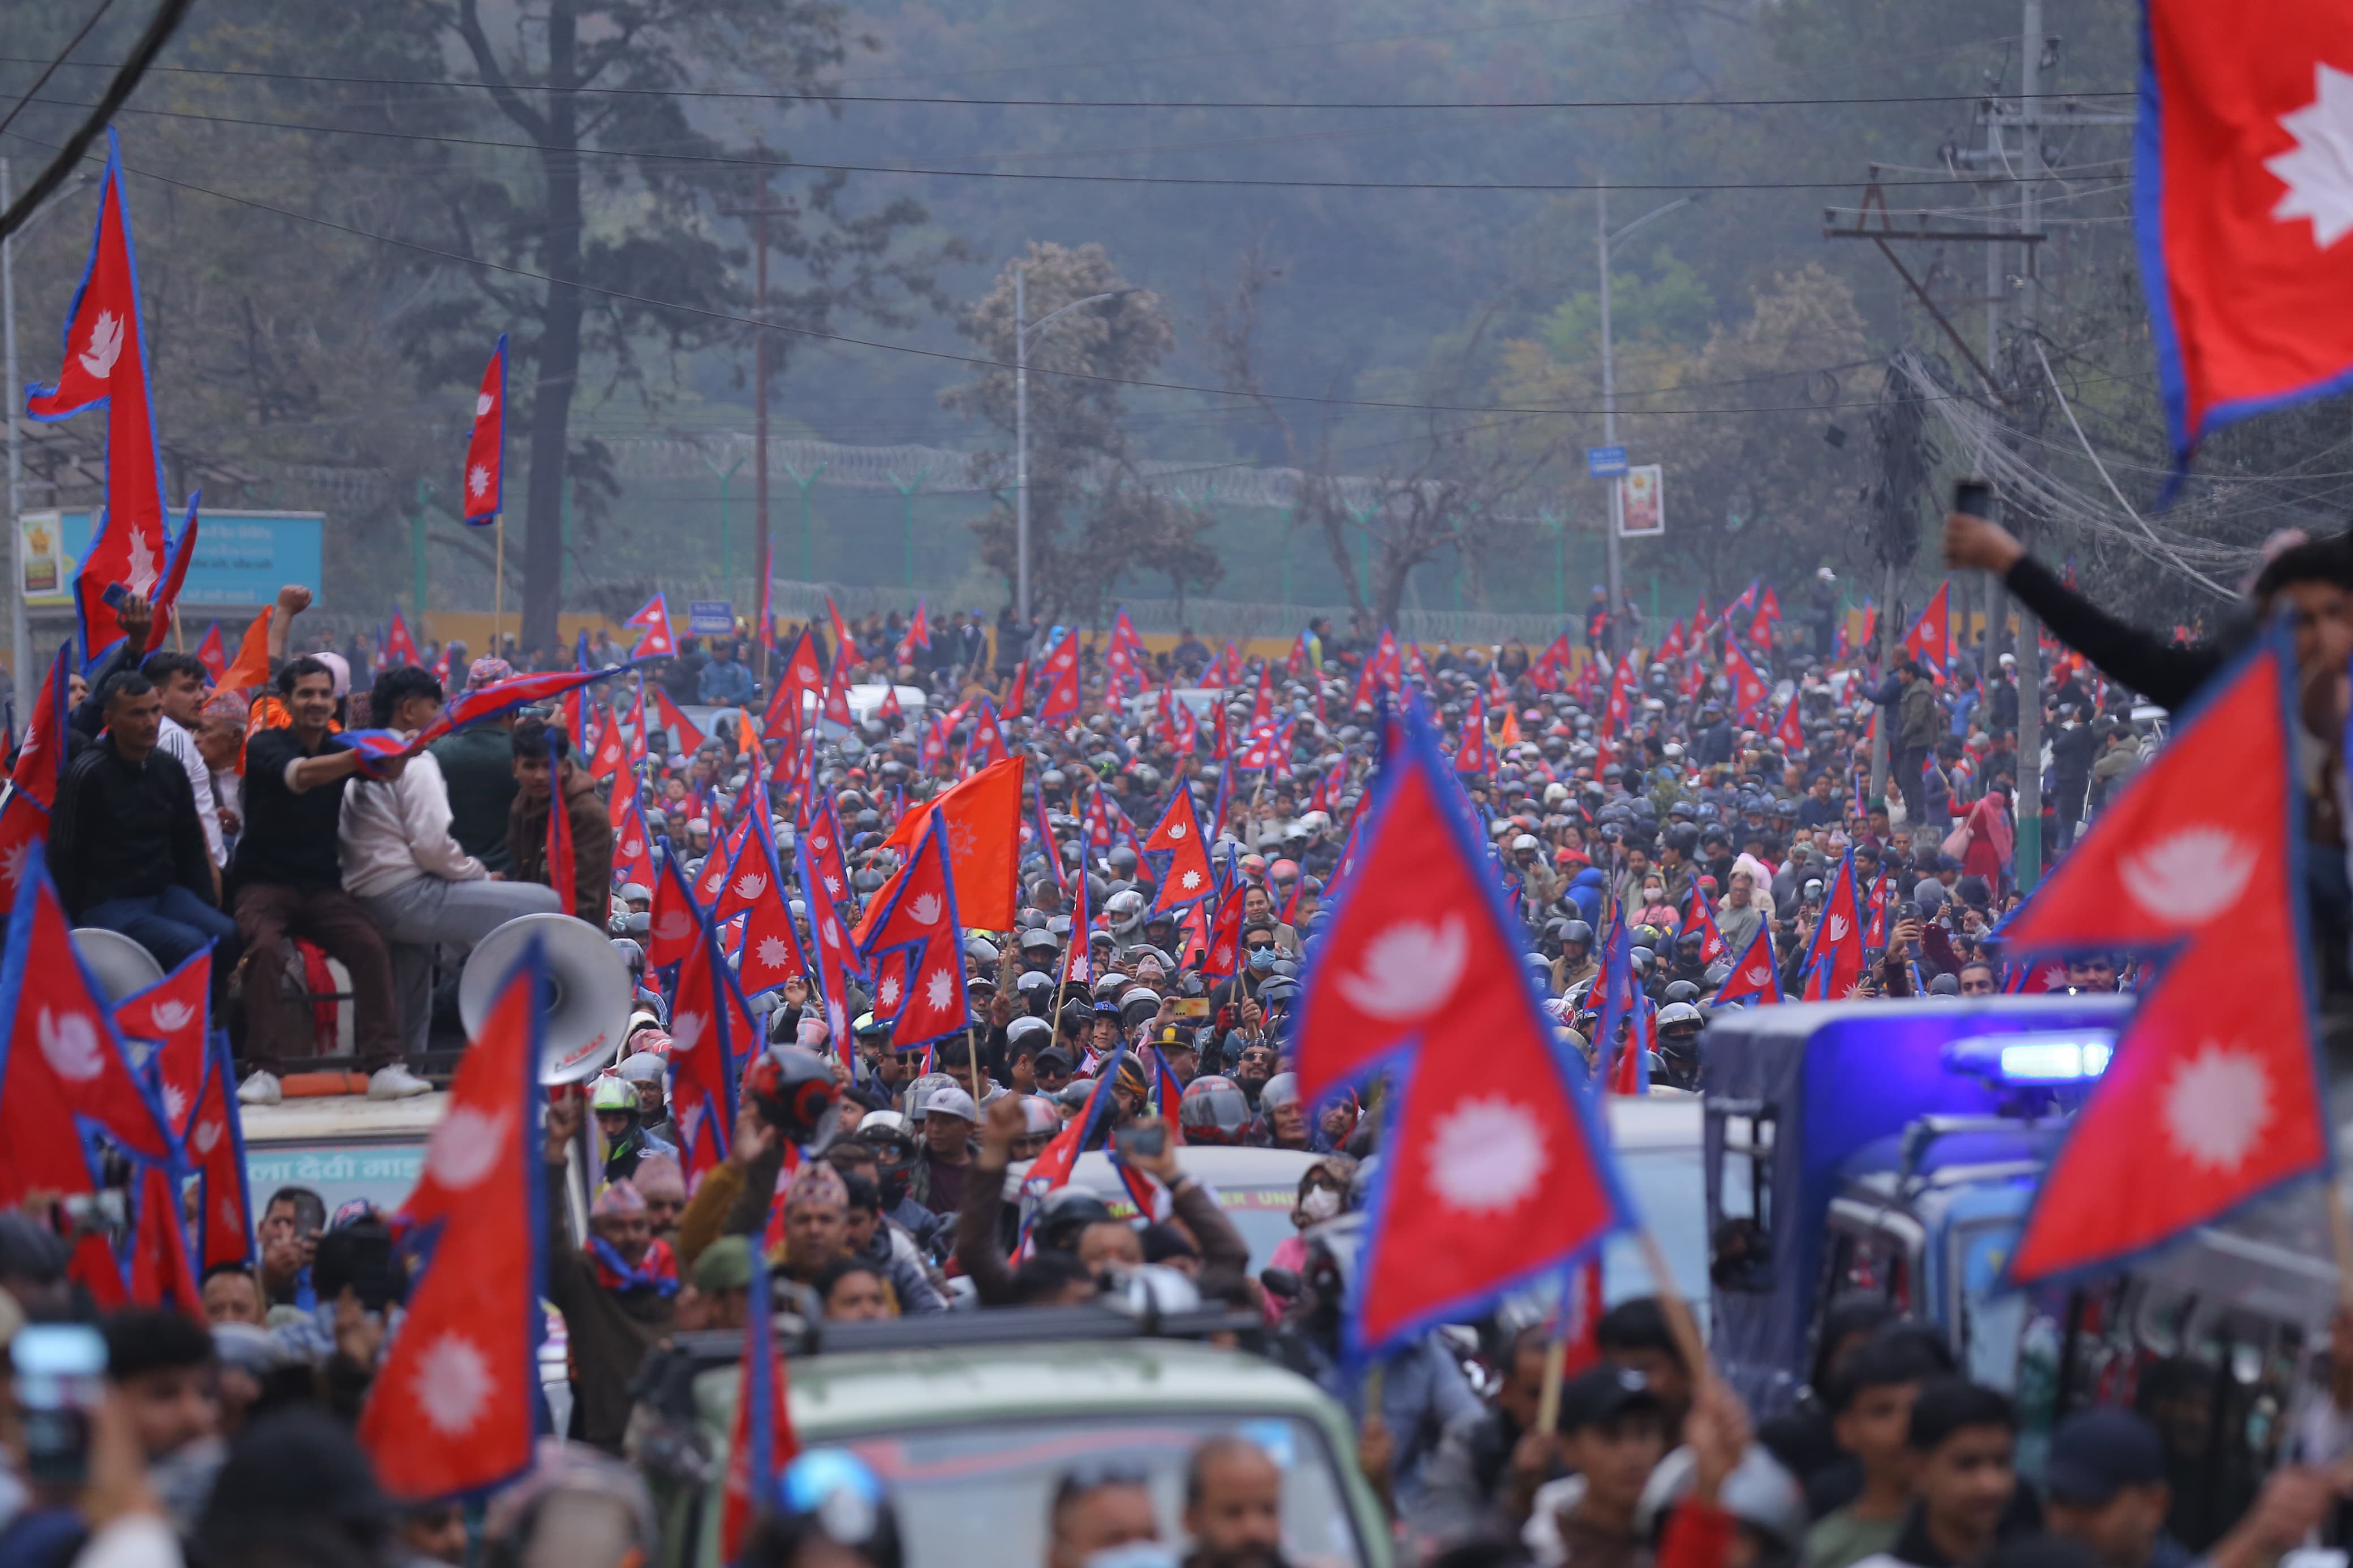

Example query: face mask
[1298,1186,1342,1222]
[1248,948,1278,973]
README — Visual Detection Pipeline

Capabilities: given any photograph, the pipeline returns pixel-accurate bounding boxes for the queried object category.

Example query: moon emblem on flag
[38,1009,104,1082]
[1335,915,1466,1021]
[908,893,942,927]
[2119,827,2255,926]
[427,1107,510,1190]
[80,312,122,379]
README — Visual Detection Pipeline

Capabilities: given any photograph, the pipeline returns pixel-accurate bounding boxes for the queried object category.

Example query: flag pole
[2329,1185,2353,1306]
[492,513,505,655]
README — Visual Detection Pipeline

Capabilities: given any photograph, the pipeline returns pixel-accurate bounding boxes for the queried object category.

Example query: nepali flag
[119,958,252,1272]
[767,628,825,736]
[194,622,226,685]
[1799,850,1868,1001]
[585,700,629,781]
[0,857,184,1308]
[796,831,868,1052]
[385,610,421,669]
[893,601,932,668]
[611,787,657,891]
[7,642,72,813]
[800,789,855,912]
[1234,717,1290,772]
[1170,698,1199,757]
[1036,632,1082,724]
[1196,851,1246,981]
[1901,580,1951,679]
[1686,888,1729,966]
[666,898,753,1186]
[1771,695,1804,753]
[458,335,508,524]
[1144,782,1216,914]
[2137,0,2353,468]
[1455,696,1491,776]
[331,729,419,781]
[1602,663,1632,735]
[1294,698,1630,1352]
[626,593,677,659]
[1724,641,1771,724]
[1003,659,1029,715]
[412,665,630,748]
[2005,956,2073,995]
[2001,628,2324,1284]
[857,817,967,1053]
[718,1256,800,1560]
[1286,629,1313,677]
[25,133,173,671]
[360,936,544,1500]
[826,597,862,671]
[652,687,706,755]
[1713,923,1783,1006]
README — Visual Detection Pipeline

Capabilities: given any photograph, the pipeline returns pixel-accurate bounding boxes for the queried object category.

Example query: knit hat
[467,656,514,690]
[632,1155,686,1203]
[784,1159,848,1213]
[591,1180,647,1217]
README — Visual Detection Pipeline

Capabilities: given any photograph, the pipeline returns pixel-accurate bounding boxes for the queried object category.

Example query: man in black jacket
[48,672,235,971]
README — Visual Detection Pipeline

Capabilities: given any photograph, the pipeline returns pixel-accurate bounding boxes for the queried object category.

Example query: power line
[0,0,117,141]
[3,127,2011,420]
[0,0,191,241]
[0,53,2137,111]
[21,95,2015,194]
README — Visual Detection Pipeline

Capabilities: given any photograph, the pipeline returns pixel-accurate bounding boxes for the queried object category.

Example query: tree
[1206,242,1552,634]
[943,243,1221,623]
[413,0,950,650]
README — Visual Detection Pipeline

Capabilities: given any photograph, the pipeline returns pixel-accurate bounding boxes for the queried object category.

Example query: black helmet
[1034,1185,1115,1254]
[1662,979,1701,1005]
[1561,919,1594,949]
[1704,960,1734,987]
[742,1046,839,1142]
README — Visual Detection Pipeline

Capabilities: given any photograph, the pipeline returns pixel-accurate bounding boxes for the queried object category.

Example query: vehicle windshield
[838,1411,1368,1568]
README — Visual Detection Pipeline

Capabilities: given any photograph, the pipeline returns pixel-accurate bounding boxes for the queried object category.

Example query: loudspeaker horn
[71,928,166,1004]
[459,913,634,1085]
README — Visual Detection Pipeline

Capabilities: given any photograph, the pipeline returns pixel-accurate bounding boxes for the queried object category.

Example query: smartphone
[1117,1124,1167,1160]
[14,1324,106,1487]
[1174,997,1211,1020]
[1953,478,1993,519]
[100,582,130,610]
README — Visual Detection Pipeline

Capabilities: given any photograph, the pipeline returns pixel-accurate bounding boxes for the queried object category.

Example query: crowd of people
[10,498,2353,1568]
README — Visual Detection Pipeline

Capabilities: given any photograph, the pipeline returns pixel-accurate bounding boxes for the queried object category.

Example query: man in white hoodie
[340,666,559,1066]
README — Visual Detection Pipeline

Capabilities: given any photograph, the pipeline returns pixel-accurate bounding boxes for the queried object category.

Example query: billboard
[1617,465,1665,538]
[21,510,325,609]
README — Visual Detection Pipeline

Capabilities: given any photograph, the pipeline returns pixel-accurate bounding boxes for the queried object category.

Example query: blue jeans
[82,885,239,973]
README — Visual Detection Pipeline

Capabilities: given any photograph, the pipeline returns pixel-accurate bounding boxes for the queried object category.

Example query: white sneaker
[237,1070,282,1107]
[367,1064,433,1101]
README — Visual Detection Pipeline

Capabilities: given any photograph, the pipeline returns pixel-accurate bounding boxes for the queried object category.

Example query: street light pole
[1596,183,1693,661]
[1012,271,1137,626]
[2,157,24,727]
[1015,268,1029,625]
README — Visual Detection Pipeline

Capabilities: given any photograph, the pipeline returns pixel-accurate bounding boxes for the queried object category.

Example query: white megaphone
[459,913,634,1084]
[71,928,166,1004]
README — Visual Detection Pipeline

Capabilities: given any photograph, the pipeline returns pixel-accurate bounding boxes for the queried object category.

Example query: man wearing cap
[2041,1409,2191,1568]
[1519,1366,1670,1568]
[428,656,524,874]
[541,1096,676,1453]
[910,1083,977,1218]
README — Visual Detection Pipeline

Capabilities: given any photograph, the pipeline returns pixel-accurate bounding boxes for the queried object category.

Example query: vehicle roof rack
[669,1302,1266,1363]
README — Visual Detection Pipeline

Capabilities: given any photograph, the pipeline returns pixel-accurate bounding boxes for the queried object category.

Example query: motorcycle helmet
[1178,1075,1253,1146]
[742,1046,838,1142]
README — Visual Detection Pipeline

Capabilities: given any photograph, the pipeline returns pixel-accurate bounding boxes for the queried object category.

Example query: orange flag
[864,755,1024,933]
[217,607,272,693]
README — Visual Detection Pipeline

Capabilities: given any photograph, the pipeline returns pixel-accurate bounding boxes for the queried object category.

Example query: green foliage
[1539,253,1717,363]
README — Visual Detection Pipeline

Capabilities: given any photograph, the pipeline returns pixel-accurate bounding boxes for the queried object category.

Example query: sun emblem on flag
[413,1334,494,1435]
[1428,1096,1549,1213]
[757,935,791,971]
[2268,63,2353,249]
[925,967,954,1012]
[1180,869,1203,891]
[467,463,492,500]
[0,841,31,892]
[877,973,902,1010]
[2165,1043,2272,1173]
